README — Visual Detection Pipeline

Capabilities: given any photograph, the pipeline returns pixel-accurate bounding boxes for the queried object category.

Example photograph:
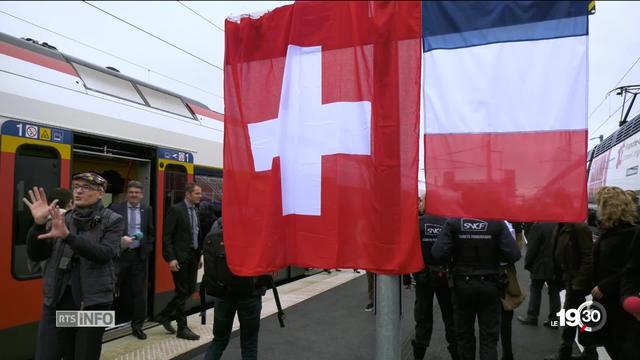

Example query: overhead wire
[83,1,223,71]
[0,9,223,99]
[177,1,225,33]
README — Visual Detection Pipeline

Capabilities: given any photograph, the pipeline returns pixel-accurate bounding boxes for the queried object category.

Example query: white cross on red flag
[223,1,423,275]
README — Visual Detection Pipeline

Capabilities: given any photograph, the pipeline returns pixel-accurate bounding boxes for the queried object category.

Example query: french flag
[422,1,589,222]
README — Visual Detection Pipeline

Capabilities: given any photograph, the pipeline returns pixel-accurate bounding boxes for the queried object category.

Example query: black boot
[447,344,459,360]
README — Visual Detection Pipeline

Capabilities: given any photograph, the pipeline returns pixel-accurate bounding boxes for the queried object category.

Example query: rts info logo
[553,301,607,332]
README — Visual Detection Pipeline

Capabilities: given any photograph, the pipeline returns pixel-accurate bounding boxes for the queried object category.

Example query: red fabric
[424,130,587,222]
[623,296,640,317]
[223,1,422,275]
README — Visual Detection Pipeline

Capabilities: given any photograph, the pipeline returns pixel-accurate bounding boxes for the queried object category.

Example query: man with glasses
[110,180,155,340]
[155,182,203,340]
[25,172,123,360]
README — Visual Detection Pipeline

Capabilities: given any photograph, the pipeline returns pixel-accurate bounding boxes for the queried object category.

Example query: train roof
[0,31,221,121]
[593,112,640,158]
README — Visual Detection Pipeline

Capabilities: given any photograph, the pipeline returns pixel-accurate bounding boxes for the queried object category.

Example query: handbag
[500,263,527,311]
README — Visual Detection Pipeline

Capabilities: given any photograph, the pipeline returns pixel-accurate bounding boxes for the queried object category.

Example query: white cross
[248,45,372,216]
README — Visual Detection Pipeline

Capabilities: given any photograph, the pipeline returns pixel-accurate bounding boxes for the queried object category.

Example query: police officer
[433,218,520,360]
[412,197,458,360]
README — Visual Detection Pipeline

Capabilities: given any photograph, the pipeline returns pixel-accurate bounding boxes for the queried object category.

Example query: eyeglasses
[73,183,99,192]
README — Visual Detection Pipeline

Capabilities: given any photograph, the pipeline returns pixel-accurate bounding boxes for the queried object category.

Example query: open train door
[0,119,71,359]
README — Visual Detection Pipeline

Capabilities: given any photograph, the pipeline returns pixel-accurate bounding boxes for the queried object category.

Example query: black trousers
[601,298,640,360]
[413,270,457,360]
[35,288,110,360]
[158,250,198,329]
[116,250,148,329]
[453,276,501,360]
[558,288,592,358]
[500,308,513,360]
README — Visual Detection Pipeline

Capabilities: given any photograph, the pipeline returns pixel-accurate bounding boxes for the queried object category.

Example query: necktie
[128,206,136,236]
[189,207,199,249]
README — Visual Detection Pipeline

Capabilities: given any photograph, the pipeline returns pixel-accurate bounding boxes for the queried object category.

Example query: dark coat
[593,223,638,300]
[27,208,123,307]
[162,200,201,263]
[621,231,640,298]
[552,223,593,291]
[109,202,155,260]
[524,222,557,280]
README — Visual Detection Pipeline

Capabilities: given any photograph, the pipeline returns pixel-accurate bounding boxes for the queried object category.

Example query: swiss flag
[223,1,423,275]
[422,1,589,222]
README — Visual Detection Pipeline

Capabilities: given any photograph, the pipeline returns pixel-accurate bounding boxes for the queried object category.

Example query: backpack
[203,218,270,298]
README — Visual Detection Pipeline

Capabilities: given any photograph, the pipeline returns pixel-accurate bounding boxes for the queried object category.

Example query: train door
[154,148,195,315]
[71,134,156,331]
[0,119,71,360]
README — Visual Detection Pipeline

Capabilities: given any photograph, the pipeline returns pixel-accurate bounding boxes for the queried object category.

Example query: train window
[13,145,60,280]
[163,164,187,218]
[195,169,223,202]
[73,63,145,105]
[138,85,194,119]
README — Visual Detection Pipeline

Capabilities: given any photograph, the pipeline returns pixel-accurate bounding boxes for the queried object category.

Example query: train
[0,31,304,359]
[587,85,640,224]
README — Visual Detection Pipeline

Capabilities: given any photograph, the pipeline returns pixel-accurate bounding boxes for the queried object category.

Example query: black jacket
[433,219,520,275]
[418,214,448,271]
[27,208,123,307]
[109,202,155,260]
[552,223,593,290]
[593,223,638,300]
[524,222,557,280]
[163,200,201,263]
[621,230,640,298]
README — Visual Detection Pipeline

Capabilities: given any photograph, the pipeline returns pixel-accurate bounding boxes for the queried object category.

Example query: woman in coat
[592,186,639,359]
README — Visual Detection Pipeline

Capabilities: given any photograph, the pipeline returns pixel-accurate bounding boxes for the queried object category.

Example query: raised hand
[22,187,58,225]
[37,206,69,240]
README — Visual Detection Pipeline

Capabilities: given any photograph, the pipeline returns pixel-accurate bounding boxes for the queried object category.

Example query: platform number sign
[1,120,71,144]
[158,148,193,164]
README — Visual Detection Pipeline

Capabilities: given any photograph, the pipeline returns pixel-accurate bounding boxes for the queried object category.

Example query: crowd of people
[408,188,640,360]
[21,174,640,360]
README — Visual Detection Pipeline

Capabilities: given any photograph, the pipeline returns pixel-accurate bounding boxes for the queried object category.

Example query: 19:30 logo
[555,301,607,332]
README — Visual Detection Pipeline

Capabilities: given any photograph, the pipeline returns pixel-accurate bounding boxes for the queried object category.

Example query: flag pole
[375,274,401,360]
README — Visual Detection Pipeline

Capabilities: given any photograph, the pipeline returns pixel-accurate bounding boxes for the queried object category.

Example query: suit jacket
[524,222,557,280]
[163,200,201,263]
[109,201,155,260]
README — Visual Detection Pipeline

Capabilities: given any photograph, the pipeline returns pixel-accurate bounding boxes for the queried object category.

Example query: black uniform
[433,219,520,360]
[412,214,458,360]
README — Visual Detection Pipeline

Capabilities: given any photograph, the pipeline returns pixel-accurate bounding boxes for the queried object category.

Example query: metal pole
[375,274,401,360]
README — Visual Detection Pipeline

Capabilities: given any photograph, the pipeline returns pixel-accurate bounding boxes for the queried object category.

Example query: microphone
[130,231,144,248]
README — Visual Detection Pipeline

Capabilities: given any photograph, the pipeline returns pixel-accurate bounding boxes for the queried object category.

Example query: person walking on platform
[25,173,123,360]
[591,186,639,359]
[155,182,203,340]
[544,222,597,360]
[433,219,520,360]
[517,222,561,328]
[110,180,154,340]
[412,200,458,360]
[202,218,272,360]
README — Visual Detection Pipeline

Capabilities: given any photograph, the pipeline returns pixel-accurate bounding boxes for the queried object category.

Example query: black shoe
[543,320,559,329]
[155,317,176,334]
[364,303,374,312]
[132,327,147,340]
[517,315,538,326]
[176,327,200,340]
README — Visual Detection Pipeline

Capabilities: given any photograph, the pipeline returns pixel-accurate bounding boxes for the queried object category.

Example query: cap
[623,295,640,318]
[72,172,108,190]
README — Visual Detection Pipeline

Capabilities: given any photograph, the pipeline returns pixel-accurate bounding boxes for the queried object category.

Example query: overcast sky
[1,1,639,151]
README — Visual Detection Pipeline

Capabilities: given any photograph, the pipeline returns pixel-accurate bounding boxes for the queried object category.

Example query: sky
[1,1,639,153]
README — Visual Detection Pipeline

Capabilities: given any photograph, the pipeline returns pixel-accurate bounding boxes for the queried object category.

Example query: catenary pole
[375,274,401,360]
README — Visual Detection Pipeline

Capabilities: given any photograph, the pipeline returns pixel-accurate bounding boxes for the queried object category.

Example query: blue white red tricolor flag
[422,1,589,222]
[223,1,423,275]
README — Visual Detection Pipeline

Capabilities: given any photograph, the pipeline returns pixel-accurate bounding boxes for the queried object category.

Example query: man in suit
[110,180,155,340]
[156,182,203,340]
